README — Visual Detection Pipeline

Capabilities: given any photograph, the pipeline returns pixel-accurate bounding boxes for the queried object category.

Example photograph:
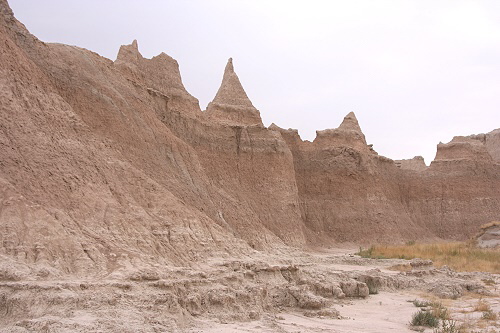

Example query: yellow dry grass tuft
[474,299,490,312]
[358,242,500,273]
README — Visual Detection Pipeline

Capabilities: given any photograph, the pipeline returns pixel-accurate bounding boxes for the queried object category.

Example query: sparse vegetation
[357,245,387,259]
[410,310,440,327]
[410,301,453,330]
[432,304,450,321]
[481,309,497,321]
[473,299,490,312]
[357,242,500,273]
[411,299,445,311]
[433,320,463,333]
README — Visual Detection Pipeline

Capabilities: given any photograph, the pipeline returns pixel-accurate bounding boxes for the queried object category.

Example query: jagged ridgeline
[1,0,499,277]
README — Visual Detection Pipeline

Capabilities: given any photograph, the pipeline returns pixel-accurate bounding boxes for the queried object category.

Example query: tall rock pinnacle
[115,39,142,67]
[314,111,368,149]
[206,58,263,126]
[338,111,363,133]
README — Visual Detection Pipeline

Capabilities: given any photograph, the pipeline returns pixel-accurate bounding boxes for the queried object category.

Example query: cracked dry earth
[1,248,499,333]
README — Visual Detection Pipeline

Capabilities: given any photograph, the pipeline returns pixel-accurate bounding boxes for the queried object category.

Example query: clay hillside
[1,0,500,276]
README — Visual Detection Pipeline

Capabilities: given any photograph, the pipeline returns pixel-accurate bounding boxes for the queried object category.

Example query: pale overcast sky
[9,0,500,164]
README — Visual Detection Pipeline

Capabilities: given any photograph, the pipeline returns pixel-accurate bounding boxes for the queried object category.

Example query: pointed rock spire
[339,112,362,133]
[115,39,142,64]
[212,58,253,107]
[206,58,263,126]
[314,111,368,149]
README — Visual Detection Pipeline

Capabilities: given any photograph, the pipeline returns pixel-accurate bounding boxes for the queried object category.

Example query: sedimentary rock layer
[1,0,499,277]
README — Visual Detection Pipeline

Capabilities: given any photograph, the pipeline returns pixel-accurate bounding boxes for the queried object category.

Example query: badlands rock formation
[475,222,500,248]
[205,58,263,126]
[1,0,499,274]
[1,1,500,331]
[395,156,427,171]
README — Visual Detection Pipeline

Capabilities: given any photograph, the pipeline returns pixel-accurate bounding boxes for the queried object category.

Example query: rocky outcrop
[1,0,499,274]
[474,222,500,248]
[271,117,500,243]
[0,0,255,276]
[485,129,500,162]
[395,156,427,172]
[114,39,200,115]
[205,58,263,126]
[313,112,369,151]
[273,119,429,243]
[433,135,494,167]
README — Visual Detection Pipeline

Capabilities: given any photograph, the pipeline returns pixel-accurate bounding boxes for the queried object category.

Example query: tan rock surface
[2,0,499,265]
[475,222,500,248]
[1,0,500,331]
[205,58,263,126]
[395,156,427,172]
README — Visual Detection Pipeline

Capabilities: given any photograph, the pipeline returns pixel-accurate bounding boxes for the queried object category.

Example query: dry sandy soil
[1,247,499,333]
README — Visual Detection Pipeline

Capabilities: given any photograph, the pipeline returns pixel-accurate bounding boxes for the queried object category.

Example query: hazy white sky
[9,0,500,163]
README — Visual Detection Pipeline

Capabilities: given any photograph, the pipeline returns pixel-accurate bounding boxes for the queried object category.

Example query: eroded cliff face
[274,113,500,243]
[0,1,259,278]
[407,134,500,239]
[274,114,432,243]
[1,0,499,278]
[0,0,307,280]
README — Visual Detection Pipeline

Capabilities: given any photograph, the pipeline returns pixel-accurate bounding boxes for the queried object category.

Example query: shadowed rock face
[1,0,499,276]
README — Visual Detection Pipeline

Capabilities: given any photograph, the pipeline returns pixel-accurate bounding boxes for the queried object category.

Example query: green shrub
[411,300,449,320]
[481,310,498,320]
[410,310,440,327]
[433,320,461,333]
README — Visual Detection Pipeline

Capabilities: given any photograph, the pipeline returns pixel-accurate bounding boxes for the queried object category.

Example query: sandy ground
[189,291,419,332]
[1,247,499,333]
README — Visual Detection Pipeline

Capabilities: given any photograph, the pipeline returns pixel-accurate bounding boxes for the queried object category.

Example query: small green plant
[357,246,387,259]
[411,300,449,320]
[481,309,498,320]
[406,240,416,246]
[433,320,461,333]
[357,246,374,257]
[410,310,440,328]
